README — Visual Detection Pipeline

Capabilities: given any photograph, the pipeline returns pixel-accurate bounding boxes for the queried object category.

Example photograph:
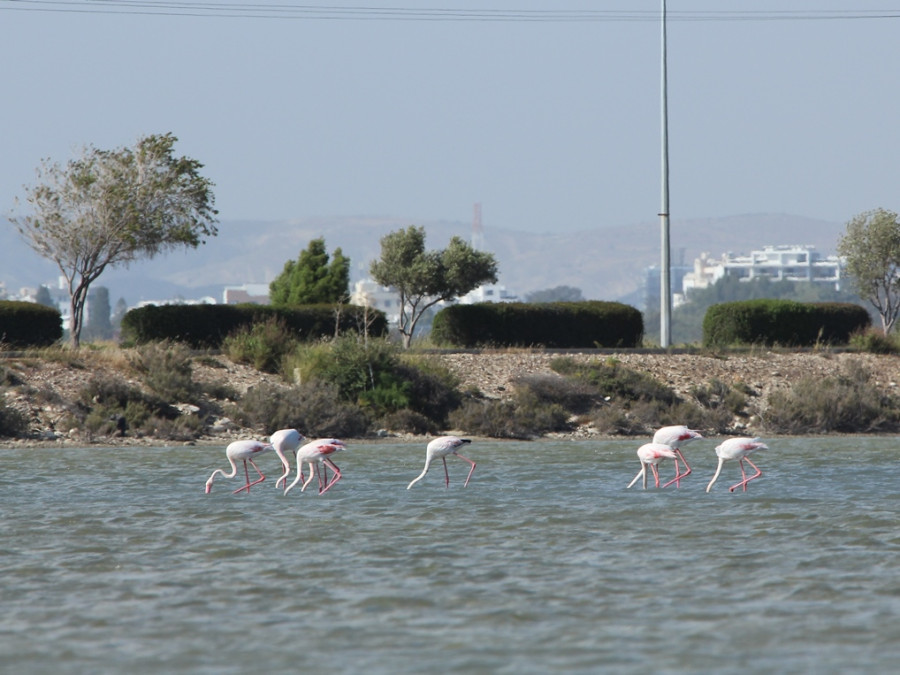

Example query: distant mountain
[0,213,845,308]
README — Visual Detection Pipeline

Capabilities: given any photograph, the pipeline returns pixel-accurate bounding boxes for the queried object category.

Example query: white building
[456,283,519,305]
[222,283,269,305]
[680,245,843,300]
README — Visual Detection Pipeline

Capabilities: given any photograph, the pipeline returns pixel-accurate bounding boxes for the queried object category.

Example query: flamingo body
[284,438,347,495]
[205,439,279,494]
[706,437,768,493]
[627,442,678,489]
[407,436,476,489]
[270,428,305,489]
[653,425,703,488]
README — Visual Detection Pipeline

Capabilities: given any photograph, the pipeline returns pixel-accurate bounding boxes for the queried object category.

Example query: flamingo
[270,428,306,489]
[627,442,679,489]
[407,436,476,489]
[205,439,288,494]
[653,424,704,488]
[706,437,769,493]
[284,438,347,496]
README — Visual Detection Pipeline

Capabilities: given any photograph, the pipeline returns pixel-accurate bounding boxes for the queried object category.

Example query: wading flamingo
[205,439,287,494]
[270,428,306,489]
[653,425,704,488]
[627,442,678,489]
[407,436,476,489]
[706,437,769,493]
[284,438,347,496]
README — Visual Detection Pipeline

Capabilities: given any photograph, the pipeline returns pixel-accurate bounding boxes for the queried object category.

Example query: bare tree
[11,134,217,347]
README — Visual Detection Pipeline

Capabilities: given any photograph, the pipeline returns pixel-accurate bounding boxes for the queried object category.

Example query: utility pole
[659,0,672,347]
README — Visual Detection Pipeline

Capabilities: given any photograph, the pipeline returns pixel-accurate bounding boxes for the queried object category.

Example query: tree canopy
[269,238,350,306]
[837,208,900,335]
[11,133,217,347]
[369,226,498,347]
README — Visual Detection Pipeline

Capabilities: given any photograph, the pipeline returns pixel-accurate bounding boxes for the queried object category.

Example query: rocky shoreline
[3,349,900,447]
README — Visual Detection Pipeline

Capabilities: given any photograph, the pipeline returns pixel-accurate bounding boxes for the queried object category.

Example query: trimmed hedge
[431,301,643,348]
[121,303,388,348]
[0,300,63,348]
[702,299,870,347]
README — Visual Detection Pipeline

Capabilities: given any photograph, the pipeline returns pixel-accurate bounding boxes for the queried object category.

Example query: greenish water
[2,437,899,674]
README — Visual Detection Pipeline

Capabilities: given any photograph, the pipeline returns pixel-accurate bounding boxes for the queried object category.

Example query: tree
[838,208,900,335]
[269,238,350,306]
[526,285,584,303]
[11,133,217,347]
[370,225,498,347]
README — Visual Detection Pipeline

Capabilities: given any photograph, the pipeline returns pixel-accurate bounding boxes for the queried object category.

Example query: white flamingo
[205,439,289,494]
[407,436,476,489]
[706,437,769,493]
[270,428,306,489]
[627,442,679,489]
[284,438,347,496]
[653,425,703,488]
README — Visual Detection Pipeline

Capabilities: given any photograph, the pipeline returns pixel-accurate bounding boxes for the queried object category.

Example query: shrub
[848,328,899,354]
[432,301,643,348]
[0,300,63,347]
[512,373,601,415]
[764,362,900,433]
[222,317,297,374]
[230,381,370,437]
[0,397,29,437]
[129,341,199,402]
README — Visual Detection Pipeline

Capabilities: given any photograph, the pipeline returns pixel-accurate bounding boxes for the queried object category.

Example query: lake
[2,437,899,674]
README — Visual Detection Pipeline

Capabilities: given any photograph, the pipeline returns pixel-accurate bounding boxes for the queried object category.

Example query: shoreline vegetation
[3,345,900,448]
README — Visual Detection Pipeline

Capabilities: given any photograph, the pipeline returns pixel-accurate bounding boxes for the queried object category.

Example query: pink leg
[650,464,660,488]
[442,457,450,487]
[233,459,266,494]
[319,460,342,494]
[662,449,692,489]
[457,453,477,487]
[729,458,763,492]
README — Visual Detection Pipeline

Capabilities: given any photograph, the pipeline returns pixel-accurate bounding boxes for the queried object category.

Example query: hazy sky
[2,1,899,234]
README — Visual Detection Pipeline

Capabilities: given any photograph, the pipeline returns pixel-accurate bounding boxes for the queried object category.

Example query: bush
[129,341,199,402]
[0,300,63,348]
[230,381,370,437]
[703,299,870,347]
[431,301,643,348]
[764,362,900,433]
[448,391,570,439]
[222,317,297,373]
[0,397,29,437]
[512,373,602,415]
[848,328,899,354]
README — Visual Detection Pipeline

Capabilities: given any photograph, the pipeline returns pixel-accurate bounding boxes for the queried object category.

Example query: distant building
[680,245,843,300]
[222,283,269,305]
[456,283,519,304]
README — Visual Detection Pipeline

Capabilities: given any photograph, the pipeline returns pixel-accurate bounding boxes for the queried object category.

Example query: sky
[2,1,899,234]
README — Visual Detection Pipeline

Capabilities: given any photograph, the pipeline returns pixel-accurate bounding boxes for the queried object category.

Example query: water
[2,437,899,674]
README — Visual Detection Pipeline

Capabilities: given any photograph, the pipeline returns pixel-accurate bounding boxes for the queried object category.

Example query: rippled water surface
[2,437,899,674]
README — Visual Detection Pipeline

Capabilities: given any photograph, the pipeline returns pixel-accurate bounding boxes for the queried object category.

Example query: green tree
[838,208,900,335]
[370,225,498,348]
[269,238,350,306]
[11,133,217,348]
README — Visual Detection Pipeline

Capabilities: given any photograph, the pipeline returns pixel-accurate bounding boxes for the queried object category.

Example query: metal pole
[659,0,672,347]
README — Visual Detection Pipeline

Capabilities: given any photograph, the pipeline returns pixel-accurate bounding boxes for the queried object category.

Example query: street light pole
[659,0,672,347]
